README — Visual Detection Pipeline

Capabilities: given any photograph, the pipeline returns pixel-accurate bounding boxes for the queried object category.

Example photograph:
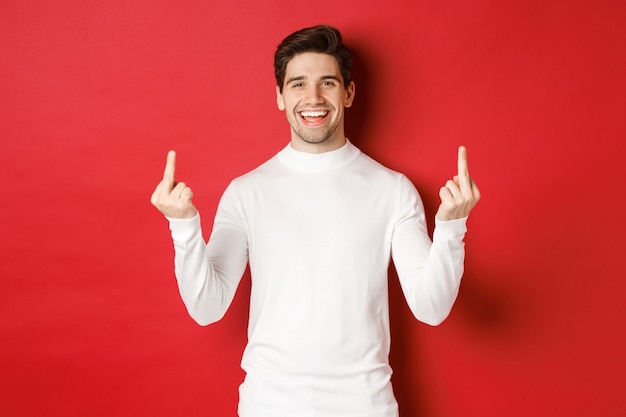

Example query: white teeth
[300,111,328,117]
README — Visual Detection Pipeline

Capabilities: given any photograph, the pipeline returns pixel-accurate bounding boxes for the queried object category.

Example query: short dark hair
[274,25,352,93]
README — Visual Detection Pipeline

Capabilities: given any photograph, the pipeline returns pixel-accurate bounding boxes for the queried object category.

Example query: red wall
[2,1,625,416]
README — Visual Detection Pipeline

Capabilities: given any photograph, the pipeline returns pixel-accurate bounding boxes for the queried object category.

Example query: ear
[276,85,285,111]
[344,81,356,108]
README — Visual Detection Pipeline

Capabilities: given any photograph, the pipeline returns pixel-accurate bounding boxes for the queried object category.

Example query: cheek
[281,95,296,110]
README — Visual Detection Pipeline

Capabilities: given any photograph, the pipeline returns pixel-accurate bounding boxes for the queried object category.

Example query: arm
[168,212,248,325]
[151,151,248,325]
[392,146,480,326]
[392,197,467,326]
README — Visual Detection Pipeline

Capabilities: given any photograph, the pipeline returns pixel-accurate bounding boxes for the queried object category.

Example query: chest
[243,172,396,250]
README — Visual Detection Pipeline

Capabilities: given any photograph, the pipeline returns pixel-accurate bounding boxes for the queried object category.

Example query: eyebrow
[285,75,342,85]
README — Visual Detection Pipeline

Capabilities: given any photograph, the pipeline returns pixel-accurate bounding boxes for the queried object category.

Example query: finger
[445,179,462,200]
[180,186,193,201]
[439,186,454,203]
[471,179,481,201]
[457,146,472,191]
[172,182,191,200]
[150,182,163,205]
[457,145,469,177]
[162,150,177,189]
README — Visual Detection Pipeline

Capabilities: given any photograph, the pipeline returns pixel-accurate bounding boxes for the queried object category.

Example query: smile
[300,110,328,118]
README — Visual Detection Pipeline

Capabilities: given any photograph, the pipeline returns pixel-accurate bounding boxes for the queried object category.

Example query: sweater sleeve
[391,175,467,326]
[167,183,249,326]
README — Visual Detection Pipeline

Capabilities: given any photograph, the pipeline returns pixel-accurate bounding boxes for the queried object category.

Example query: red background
[2,1,625,416]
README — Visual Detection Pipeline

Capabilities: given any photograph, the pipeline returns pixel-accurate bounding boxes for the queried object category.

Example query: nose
[304,85,324,105]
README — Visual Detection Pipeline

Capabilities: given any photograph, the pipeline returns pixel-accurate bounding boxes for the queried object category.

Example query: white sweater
[167,140,468,417]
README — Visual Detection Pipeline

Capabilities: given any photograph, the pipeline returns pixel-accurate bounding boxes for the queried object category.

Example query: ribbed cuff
[166,213,202,242]
[433,216,468,241]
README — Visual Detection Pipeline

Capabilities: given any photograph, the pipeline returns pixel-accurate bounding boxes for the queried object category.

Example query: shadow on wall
[390,186,521,416]
[417,186,522,338]
[388,266,434,417]
[388,263,522,417]
[344,43,375,152]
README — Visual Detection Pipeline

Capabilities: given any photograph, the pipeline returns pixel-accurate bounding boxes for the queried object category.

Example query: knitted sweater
[167,140,468,417]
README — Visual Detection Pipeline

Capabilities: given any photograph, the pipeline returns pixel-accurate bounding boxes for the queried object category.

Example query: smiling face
[276,52,355,153]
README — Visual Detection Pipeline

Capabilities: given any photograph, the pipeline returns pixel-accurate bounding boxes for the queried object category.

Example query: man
[151,25,480,417]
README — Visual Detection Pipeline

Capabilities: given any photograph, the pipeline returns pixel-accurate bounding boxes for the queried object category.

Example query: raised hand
[150,150,198,219]
[436,146,481,221]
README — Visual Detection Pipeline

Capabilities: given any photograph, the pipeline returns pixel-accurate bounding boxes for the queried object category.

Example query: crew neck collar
[276,139,361,173]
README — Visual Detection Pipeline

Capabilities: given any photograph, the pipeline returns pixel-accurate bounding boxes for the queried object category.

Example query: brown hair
[274,25,352,93]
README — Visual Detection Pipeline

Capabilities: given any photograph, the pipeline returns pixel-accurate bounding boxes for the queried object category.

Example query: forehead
[285,52,342,79]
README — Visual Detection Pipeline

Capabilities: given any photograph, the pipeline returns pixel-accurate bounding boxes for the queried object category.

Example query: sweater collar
[276,139,361,173]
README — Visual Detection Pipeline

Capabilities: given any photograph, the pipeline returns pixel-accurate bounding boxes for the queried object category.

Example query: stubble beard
[288,107,340,145]
[292,123,339,145]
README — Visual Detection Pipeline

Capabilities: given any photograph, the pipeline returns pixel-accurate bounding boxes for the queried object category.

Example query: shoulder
[221,153,285,200]
[354,149,413,185]
[351,150,424,209]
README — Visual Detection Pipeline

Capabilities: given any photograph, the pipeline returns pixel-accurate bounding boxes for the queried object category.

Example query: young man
[151,25,480,417]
